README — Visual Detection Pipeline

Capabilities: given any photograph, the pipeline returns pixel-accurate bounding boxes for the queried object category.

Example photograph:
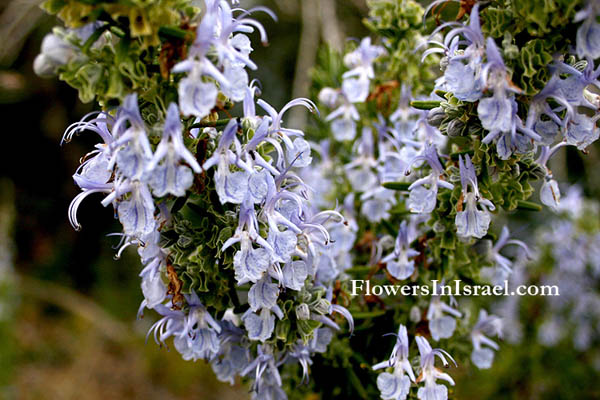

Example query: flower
[342,37,385,103]
[148,293,222,361]
[382,222,419,280]
[487,226,531,285]
[554,59,600,109]
[455,155,494,239]
[540,178,561,211]
[373,324,416,400]
[427,296,462,341]
[110,94,153,176]
[145,103,202,197]
[575,1,600,59]
[406,144,454,215]
[33,32,76,77]
[432,4,486,102]
[415,336,456,400]
[477,39,541,159]
[470,309,502,369]
[565,112,600,150]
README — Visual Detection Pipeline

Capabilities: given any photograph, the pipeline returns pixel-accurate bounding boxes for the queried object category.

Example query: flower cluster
[427,3,600,211]
[373,325,456,400]
[49,0,355,396]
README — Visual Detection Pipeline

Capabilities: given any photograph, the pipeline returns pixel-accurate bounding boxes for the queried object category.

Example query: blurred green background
[1,0,599,399]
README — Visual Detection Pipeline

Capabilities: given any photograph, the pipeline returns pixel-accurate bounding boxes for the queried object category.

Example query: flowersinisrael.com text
[350,279,560,297]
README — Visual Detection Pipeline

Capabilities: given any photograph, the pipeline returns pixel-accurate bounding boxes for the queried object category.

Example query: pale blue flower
[222,61,249,102]
[488,226,530,285]
[478,94,513,136]
[406,144,453,214]
[526,75,573,137]
[63,112,115,230]
[432,5,486,102]
[111,94,153,181]
[427,296,462,341]
[565,112,600,150]
[286,138,312,167]
[202,119,255,204]
[233,236,272,285]
[211,1,275,69]
[243,309,276,342]
[230,33,253,58]
[146,103,201,197]
[382,222,419,280]
[174,327,220,361]
[140,259,166,310]
[310,328,333,353]
[342,37,385,103]
[373,324,416,400]
[241,345,281,390]
[318,87,339,107]
[212,344,249,384]
[315,252,338,282]
[540,178,561,211]
[377,372,411,400]
[478,38,541,158]
[178,77,218,119]
[34,32,76,76]
[282,260,308,290]
[470,310,502,369]
[408,185,437,215]
[342,75,370,103]
[455,155,494,239]
[147,293,221,359]
[248,277,279,312]
[445,60,483,102]
[415,336,456,400]
[575,1,600,59]
[326,100,359,141]
[267,229,297,263]
[361,188,396,222]
[248,169,274,203]
[250,367,286,400]
[116,181,156,238]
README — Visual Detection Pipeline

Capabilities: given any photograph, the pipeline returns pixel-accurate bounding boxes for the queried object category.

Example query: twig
[288,0,321,129]
[17,274,133,344]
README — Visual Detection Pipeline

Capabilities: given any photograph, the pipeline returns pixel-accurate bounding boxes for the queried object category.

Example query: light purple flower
[382,222,419,280]
[415,336,456,400]
[373,324,416,400]
[406,144,454,214]
[146,103,201,197]
[427,296,462,341]
[455,155,494,239]
[470,309,502,369]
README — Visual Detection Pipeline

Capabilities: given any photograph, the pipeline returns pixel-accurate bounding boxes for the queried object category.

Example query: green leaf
[410,100,441,110]
[382,181,411,191]
[516,200,543,211]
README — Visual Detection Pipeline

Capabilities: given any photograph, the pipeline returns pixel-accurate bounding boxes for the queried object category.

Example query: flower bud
[275,319,291,341]
[318,87,339,107]
[33,54,57,77]
[427,107,446,127]
[41,33,74,66]
[446,119,465,137]
[409,305,421,323]
[432,220,446,233]
[296,303,310,320]
[313,298,331,315]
